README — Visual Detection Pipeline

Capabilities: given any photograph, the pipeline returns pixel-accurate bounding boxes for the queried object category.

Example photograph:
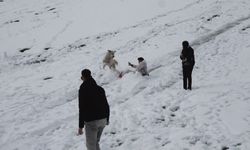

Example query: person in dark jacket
[180,41,195,90]
[77,69,110,150]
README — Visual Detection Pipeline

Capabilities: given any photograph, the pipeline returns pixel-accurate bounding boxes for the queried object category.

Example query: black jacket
[78,77,110,128]
[180,46,195,67]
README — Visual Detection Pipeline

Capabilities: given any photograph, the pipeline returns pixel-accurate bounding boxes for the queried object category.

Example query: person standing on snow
[180,41,195,90]
[77,69,110,150]
[128,57,149,76]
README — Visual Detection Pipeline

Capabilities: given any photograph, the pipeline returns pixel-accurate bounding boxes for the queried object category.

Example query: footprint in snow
[169,106,180,112]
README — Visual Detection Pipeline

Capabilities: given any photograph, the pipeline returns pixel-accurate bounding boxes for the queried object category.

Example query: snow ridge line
[1,0,205,66]
[148,14,250,74]
[118,0,206,32]
[192,14,250,47]
[1,0,211,68]
[45,21,73,48]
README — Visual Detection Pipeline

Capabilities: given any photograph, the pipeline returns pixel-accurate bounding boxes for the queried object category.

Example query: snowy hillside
[1,0,250,150]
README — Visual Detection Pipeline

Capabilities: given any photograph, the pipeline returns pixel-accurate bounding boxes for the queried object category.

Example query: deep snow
[0,0,250,150]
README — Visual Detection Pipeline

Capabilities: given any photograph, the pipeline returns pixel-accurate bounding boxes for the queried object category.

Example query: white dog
[103,50,118,71]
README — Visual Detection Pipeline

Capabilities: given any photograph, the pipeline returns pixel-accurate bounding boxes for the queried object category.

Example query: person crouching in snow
[128,57,149,76]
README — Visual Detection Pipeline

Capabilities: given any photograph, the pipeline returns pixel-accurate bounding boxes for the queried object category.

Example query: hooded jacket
[78,77,110,128]
[180,46,195,67]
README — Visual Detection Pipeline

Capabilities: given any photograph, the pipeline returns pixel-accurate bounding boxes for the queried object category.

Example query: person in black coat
[180,41,195,90]
[77,69,110,150]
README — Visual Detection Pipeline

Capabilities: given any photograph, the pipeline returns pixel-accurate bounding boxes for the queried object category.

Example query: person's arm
[102,88,110,125]
[78,128,83,135]
[79,110,84,128]
[180,50,185,60]
[180,54,184,60]
[190,48,195,66]
[128,62,137,68]
[78,86,85,135]
[106,102,110,125]
[180,50,188,64]
[97,86,110,125]
[78,109,84,135]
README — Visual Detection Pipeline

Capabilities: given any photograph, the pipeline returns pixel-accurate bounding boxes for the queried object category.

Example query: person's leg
[187,66,193,90]
[96,119,107,150]
[119,69,135,78]
[183,67,187,90]
[96,128,103,150]
[85,119,107,150]
[85,122,98,150]
[111,68,123,78]
[187,73,192,90]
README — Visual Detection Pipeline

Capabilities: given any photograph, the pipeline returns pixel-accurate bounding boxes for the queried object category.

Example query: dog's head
[107,50,116,58]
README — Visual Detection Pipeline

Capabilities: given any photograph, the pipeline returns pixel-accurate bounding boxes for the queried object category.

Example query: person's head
[182,41,189,48]
[137,57,144,63]
[81,69,92,81]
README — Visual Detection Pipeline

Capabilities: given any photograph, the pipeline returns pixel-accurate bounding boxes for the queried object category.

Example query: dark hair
[182,41,189,47]
[182,41,189,48]
[81,69,91,79]
[137,57,144,61]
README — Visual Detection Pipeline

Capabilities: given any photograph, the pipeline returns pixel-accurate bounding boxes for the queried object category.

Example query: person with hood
[180,41,195,90]
[128,57,149,76]
[77,69,110,150]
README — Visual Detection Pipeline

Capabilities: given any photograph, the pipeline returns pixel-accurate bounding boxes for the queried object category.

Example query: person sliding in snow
[128,57,149,76]
[180,41,195,90]
[77,69,110,150]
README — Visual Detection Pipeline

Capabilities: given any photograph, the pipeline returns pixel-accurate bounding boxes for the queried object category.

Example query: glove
[128,62,132,66]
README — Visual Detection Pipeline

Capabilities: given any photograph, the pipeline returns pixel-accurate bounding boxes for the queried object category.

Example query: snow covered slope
[0,0,250,150]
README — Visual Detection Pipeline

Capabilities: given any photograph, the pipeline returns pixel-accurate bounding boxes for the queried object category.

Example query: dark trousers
[182,65,193,90]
